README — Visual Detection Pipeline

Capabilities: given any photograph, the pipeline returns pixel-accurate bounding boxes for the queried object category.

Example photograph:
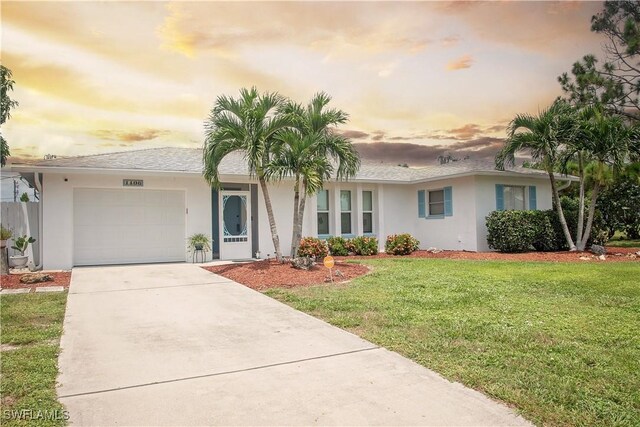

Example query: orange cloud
[90,129,169,143]
[446,55,473,71]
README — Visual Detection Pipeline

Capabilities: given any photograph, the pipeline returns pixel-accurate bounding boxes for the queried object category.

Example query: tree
[559,1,640,120]
[203,87,293,260]
[1,65,19,166]
[597,173,640,239]
[562,106,635,250]
[267,93,360,257]
[496,100,578,250]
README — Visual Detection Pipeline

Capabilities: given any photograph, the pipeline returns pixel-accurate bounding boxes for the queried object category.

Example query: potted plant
[0,225,12,249]
[187,233,211,252]
[10,235,36,268]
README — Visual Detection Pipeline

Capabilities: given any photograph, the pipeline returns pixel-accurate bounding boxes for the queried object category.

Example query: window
[317,190,329,235]
[429,190,445,216]
[503,185,525,210]
[362,191,373,234]
[340,190,352,234]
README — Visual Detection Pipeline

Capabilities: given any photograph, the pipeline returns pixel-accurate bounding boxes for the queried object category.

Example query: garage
[73,188,186,266]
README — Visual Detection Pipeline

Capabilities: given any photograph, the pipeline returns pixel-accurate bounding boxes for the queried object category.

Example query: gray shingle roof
[24,147,561,182]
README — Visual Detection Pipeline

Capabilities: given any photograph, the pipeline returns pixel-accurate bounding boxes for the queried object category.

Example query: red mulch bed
[338,247,640,263]
[0,271,71,293]
[203,260,370,290]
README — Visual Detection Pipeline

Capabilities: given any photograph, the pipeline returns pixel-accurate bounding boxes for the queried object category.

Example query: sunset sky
[1,1,604,165]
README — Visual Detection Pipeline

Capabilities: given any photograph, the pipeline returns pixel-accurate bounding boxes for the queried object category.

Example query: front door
[220,191,252,259]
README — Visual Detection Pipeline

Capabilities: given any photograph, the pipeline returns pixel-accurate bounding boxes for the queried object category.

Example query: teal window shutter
[495,184,504,210]
[418,190,425,218]
[529,186,537,210]
[444,186,453,216]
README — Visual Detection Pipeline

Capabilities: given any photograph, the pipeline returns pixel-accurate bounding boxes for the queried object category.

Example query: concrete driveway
[58,263,530,426]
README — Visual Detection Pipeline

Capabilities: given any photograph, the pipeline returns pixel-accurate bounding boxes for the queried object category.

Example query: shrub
[327,236,349,256]
[385,233,419,255]
[351,236,379,256]
[297,237,328,259]
[486,211,537,252]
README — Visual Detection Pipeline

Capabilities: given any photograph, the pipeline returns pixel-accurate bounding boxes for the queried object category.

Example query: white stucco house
[12,147,571,270]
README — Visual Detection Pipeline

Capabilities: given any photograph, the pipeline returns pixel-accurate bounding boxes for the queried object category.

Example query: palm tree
[267,93,360,257]
[565,106,633,250]
[203,87,292,260]
[496,100,579,250]
[1,65,19,167]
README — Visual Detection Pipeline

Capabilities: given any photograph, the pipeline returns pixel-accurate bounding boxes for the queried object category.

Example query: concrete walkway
[58,263,530,426]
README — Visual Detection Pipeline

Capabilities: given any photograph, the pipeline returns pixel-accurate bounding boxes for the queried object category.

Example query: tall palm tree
[268,93,360,257]
[496,100,579,250]
[566,106,633,250]
[203,87,292,260]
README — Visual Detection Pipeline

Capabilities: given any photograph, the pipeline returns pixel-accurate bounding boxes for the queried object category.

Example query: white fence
[1,202,40,266]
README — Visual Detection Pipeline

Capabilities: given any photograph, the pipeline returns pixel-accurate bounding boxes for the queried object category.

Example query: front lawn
[266,259,640,426]
[1,292,69,427]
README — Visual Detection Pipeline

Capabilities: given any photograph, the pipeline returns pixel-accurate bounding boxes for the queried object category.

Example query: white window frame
[317,189,330,236]
[503,185,526,211]
[362,190,374,234]
[340,190,352,235]
[428,189,445,216]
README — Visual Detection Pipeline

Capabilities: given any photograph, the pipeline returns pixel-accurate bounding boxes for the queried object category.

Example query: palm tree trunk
[577,181,601,251]
[258,176,282,261]
[549,171,577,251]
[290,176,300,257]
[292,181,308,257]
[576,153,586,248]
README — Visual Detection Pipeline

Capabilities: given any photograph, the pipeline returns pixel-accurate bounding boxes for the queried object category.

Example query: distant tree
[1,65,19,166]
[19,192,29,202]
[597,174,640,239]
[496,100,579,250]
[558,1,640,120]
[203,87,293,260]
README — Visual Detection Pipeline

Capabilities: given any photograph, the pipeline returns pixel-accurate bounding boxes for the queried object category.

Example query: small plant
[11,235,36,256]
[0,224,12,240]
[327,236,349,256]
[187,233,211,252]
[351,236,379,256]
[20,192,30,202]
[385,233,419,255]
[297,237,329,259]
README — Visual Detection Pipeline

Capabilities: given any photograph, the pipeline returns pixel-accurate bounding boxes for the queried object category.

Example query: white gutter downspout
[557,179,572,192]
[34,172,43,271]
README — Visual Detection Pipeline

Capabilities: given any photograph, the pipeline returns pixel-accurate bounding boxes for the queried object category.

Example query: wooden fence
[1,202,40,266]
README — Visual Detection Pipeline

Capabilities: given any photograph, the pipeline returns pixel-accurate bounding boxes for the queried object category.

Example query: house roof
[13,147,573,183]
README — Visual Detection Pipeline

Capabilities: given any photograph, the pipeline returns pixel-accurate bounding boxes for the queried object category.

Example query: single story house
[13,147,573,270]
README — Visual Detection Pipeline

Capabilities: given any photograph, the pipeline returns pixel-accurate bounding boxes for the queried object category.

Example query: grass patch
[607,239,640,248]
[1,292,68,427]
[266,258,640,426]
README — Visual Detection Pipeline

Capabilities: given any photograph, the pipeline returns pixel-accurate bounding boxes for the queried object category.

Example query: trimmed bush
[385,233,419,255]
[327,236,349,256]
[297,237,329,259]
[351,236,379,256]
[486,211,538,252]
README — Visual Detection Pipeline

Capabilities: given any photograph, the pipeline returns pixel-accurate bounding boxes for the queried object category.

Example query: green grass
[1,293,68,427]
[266,259,640,426]
[607,232,640,248]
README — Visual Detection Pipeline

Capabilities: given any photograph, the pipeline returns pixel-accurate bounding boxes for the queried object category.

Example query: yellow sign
[323,255,335,269]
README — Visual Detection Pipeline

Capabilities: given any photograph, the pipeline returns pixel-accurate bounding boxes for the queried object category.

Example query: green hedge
[486,200,608,253]
[326,236,379,256]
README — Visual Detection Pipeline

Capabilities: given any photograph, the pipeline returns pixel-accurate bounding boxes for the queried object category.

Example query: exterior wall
[412,176,479,251]
[474,176,553,251]
[41,172,211,270]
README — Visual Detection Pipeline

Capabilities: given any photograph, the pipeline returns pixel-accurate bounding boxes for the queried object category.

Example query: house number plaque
[123,179,144,187]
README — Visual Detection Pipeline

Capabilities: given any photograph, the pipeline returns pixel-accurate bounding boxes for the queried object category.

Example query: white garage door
[73,188,186,266]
